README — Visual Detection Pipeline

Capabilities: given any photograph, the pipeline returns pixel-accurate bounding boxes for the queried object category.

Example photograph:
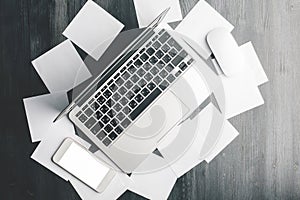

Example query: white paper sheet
[23,92,74,142]
[128,154,177,200]
[204,119,239,162]
[63,0,124,60]
[220,62,265,119]
[133,0,182,28]
[240,42,268,86]
[70,172,130,200]
[175,0,234,59]
[32,40,91,93]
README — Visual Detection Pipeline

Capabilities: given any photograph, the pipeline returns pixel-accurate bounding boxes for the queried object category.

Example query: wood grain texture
[0,0,299,199]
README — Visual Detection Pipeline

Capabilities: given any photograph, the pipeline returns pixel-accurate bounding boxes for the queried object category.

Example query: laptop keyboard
[75,29,195,147]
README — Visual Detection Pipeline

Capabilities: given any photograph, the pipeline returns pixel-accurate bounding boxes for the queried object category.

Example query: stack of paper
[25,0,268,199]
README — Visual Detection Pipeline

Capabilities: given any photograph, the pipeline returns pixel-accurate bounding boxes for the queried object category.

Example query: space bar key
[129,88,162,121]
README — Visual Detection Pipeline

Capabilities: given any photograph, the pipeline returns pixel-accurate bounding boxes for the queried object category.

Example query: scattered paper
[23,92,74,142]
[32,40,91,93]
[240,42,268,86]
[204,119,239,162]
[175,0,234,59]
[133,0,182,28]
[220,68,264,119]
[128,154,177,200]
[63,0,124,60]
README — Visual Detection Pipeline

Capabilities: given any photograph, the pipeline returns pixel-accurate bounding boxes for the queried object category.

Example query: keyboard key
[100,105,109,114]
[165,64,174,72]
[149,56,158,64]
[134,59,143,67]
[96,130,106,140]
[158,29,165,35]
[103,90,112,98]
[120,97,129,106]
[124,80,134,89]
[110,119,118,127]
[146,47,155,56]
[147,82,156,90]
[130,74,140,82]
[162,44,170,52]
[167,74,175,83]
[159,80,169,90]
[100,86,107,92]
[187,58,194,65]
[108,132,118,140]
[130,88,161,120]
[128,65,137,74]
[150,67,159,75]
[79,114,88,123]
[139,48,145,54]
[102,138,112,146]
[115,126,123,134]
[104,124,113,133]
[118,86,127,95]
[167,38,182,51]
[143,62,152,71]
[144,73,153,81]
[137,68,146,76]
[121,71,130,80]
[91,123,103,134]
[113,103,122,112]
[90,102,100,111]
[109,83,118,92]
[129,100,138,109]
[116,77,124,86]
[120,67,126,73]
[153,41,161,50]
[175,70,182,77]
[125,91,135,100]
[132,85,141,94]
[84,108,93,117]
[138,79,147,87]
[107,79,114,85]
[114,73,120,79]
[121,118,131,128]
[140,53,149,62]
[94,111,102,119]
[133,54,139,60]
[107,110,117,118]
[135,94,144,103]
[162,55,171,63]
[159,69,168,78]
[179,62,188,71]
[95,92,101,98]
[112,92,121,101]
[141,88,150,97]
[155,50,164,59]
[106,98,115,107]
[180,50,188,58]
[101,115,110,124]
[97,96,106,104]
[153,76,162,85]
[169,48,178,57]
[84,117,96,129]
[88,99,94,105]
[82,104,88,111]
[157,61,165,69]
[75,111,82,117]
[116,112,125,121]
[172,56,184,67]
[123,106,132,115]
[158,32,170,44]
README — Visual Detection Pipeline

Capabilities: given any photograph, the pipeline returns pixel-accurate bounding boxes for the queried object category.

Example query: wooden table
[1,0,299,199]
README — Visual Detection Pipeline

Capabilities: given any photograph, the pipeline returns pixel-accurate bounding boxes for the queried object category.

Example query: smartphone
[52,138,116,193]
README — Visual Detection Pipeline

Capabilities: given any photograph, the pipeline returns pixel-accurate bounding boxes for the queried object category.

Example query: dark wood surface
[1,0,299,199]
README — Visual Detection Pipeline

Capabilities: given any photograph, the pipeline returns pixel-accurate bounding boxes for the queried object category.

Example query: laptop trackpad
[126,90,188,139]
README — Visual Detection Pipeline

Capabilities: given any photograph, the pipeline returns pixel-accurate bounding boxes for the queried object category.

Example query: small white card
[32,40,92,93]
[133,0,182,28]
[23,92,73,142]
[63,0,124,60]
[240,42,268,86]
[175,0,234,59]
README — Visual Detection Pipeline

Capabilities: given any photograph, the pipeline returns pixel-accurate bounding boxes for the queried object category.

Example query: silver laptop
[55,8,206,173]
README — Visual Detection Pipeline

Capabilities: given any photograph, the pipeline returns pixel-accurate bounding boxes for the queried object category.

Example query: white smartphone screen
[57,142,110,189]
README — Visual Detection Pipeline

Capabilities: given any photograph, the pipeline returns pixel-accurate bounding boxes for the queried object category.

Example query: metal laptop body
[66,10,210,173]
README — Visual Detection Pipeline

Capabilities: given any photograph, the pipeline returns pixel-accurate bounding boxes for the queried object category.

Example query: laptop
[54,8,207,173]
